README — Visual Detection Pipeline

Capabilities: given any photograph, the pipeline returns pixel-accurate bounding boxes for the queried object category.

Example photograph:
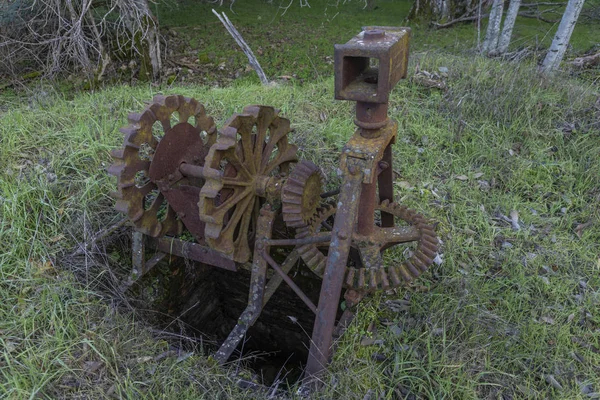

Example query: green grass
[1,49,600,398]
[151,0,599,85]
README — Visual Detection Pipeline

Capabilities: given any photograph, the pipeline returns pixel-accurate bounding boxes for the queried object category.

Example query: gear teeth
[314,259,327,275]
[397,264,413,283]
[405,260,421,276]
[115,200,129,214]
[109,95,215,238]
[127,112,144,124]
[199,105,297,263]
[414,251,433,269]
[418,245,437,259]
[119,127,138,136]
[422,234,439,246]
[345,268,356,287]
[124,141,140,150]
[107,164,124,177]
[294,198,439,292]
[111,149,124,160]
[388,266,402,287]
[379,268,390,291]
[295,229,310,239]
[357,268,366,289]
[369,269,378,289]
[282,160,324,229]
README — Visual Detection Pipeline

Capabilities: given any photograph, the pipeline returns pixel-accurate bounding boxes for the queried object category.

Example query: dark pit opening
[141,255,340,387]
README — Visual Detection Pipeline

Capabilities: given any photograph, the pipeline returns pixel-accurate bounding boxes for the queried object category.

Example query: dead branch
[433,9,560,28]
[71,217,128,257]
[571,52,600,68]
[518,11,559,22]
[0,0,162,81]
[211,9,269,85]
[433,14,489,28]
[521,2,567,6]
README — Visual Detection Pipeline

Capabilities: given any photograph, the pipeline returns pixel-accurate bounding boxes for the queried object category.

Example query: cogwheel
[198,105,298,262]
[108,95,216,237]
[281,160,325,229]
[296,200,439,293]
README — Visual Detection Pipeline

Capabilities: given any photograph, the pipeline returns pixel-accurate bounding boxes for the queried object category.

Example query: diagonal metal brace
[305,166,365,378]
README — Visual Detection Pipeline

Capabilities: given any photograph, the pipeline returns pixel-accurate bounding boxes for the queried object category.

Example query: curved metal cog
[108,95,216,237]
[281,160,325,229]
[296,200,439,292]
[198,105,298,262]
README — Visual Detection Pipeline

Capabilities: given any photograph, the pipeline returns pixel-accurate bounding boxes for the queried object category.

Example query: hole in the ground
[133,254,341,388]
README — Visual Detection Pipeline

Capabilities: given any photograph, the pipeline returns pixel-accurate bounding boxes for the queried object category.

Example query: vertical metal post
[378,144,395,227]
[131,230,146,278]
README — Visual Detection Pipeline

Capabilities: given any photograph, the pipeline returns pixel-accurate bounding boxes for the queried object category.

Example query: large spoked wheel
[109,95,217,237]
[199,105,299,262]
[296,200,439,292]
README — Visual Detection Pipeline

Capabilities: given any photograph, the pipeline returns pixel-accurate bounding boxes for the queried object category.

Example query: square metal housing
[334,26,411,104]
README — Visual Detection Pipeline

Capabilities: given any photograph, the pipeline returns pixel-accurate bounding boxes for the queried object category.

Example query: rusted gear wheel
[296,200,439,292]
[281,160,325,229]
[109,95,217,237]
[199,105,298,262]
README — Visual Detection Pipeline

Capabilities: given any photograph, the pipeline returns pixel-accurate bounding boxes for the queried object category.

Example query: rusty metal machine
[109,26,439,380]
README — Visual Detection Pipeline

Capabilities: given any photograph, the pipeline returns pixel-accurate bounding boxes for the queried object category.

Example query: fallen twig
[571,52,600,69]
[71,217,128,257]
[433,14,488,29]
[212,9,269,85]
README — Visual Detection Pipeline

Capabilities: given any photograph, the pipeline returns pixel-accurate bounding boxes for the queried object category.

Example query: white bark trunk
[496,0,521,54]
[540,0,585,73]
[482,0,504,54]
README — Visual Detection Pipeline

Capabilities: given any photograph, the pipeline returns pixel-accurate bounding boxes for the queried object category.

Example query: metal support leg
[214,206,276,364]
[378,143,394,228]
[131,230,145,277]
[305,169,364,378]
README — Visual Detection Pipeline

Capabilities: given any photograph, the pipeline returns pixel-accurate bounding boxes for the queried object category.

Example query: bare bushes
[0,0,161,82]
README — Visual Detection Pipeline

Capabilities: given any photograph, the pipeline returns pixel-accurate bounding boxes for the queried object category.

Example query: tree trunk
[482,0,504,54]
[118,0,162,81]
[408,0,477,22]
[496,0,521,54]
[539,0,585,74]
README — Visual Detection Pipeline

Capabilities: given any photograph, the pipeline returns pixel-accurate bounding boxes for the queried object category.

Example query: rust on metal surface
[146,236,237,271]
[108,26,440,386]
[282,160,325,229]
[214,205,276,363]
[334,27,411,104]
[109,95,217,238]
[198,105,298,262]
[305,167,364,377]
